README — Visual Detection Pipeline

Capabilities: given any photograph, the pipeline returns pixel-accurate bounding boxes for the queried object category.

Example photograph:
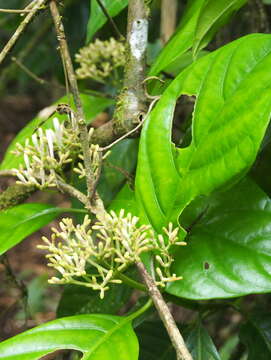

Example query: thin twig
[136,261,193,360]
[11,56,47,85]
[0,8,33,14]
[96,0,125,40]
[0,170,17,177]
[49,0,99,208]
[0,0,47,66]
[12,56,112,98]
[105,161,134,184]
[56,179,89,207]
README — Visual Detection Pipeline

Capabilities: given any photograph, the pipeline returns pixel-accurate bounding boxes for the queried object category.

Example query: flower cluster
[75,38,126,83]
[12,117,80,188]
[12,112,103,189]
[74,143,110,180]
[39,210,186,298]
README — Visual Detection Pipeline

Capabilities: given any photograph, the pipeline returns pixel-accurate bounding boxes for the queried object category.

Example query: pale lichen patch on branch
[130,19,148,61]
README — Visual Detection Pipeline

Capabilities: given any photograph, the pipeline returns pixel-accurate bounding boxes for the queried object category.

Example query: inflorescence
[38,210,186,298]
[75,37,126,83]
[12,112,108,189]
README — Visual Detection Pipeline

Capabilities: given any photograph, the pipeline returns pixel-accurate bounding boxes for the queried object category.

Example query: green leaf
[149,0,248,75]
[0,203,83,255]
[185,320,221,360]
[57,277,133,317]
[0,93,113,171]
[109,183,137,216]
[98,139,138,206]
[240,312,271,359]
[136,321,176,360]
[149,0,205,76]
[87,0,128,42]
[193,0,248,55]
[136,34,271,232]
[219,335,239,360]
[0,314,139,360]
[167,178,271,299]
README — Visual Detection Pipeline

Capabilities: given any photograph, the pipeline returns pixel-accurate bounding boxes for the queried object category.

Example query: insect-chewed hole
[41,350,82,359]
[172,94,196,149]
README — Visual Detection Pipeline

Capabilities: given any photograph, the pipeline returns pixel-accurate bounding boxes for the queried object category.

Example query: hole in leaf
[171,95,196,148]
[41,350,82,360]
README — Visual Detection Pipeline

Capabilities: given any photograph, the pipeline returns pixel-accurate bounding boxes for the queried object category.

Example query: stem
[61,208,88,214]
[55,179,89,208]
[49,0,101,210]
[0,8,33,14]
[160,0,177,44]
[113,0,149,134]
[96,0,124,40]
[0,184,36,211]
[11,56,46,85]
[117,272,146,292]
[136,261,193,360]
[126,298,153,322]
[0,0,47,66]
[0,170,16,177]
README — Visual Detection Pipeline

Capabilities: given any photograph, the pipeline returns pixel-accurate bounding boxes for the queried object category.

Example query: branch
[0,170,17,177]
[49,0,101,210]
[56,180,89,207]
[113,0,149,134]
[0,184,36,211]
[160,0,177,44]
[0,0,47,66]
[0,8,33,14]
[136,261,193,360]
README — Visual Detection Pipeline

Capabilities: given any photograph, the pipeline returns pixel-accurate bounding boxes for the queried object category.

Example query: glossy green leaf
[167,178,271,299]
[240,312,271,359]
[193,0,248,55]
[57,277,132,317]
[0,314,138,360]
[150,0,248,75]
[87,0,128,42]
[0,93,113,171]
[136,34,271,232]
[136,321,176,360]
[109,183,137,215]
[0,203,84,255]
[98,139,138,206]
[185,320,220,360]
[149,0,205,76]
